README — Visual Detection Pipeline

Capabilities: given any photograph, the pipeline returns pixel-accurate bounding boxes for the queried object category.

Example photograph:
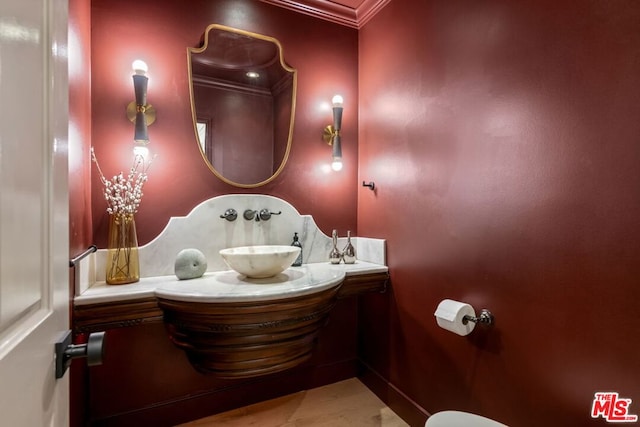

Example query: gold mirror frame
[188,24,297,188]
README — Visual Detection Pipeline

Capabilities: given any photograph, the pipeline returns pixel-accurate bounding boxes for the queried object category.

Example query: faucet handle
[259,209,281,221]
[243,209,258,221]
[220,209,237,221]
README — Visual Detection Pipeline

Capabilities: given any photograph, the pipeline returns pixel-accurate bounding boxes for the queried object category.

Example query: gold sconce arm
[323,125,339,145]
[126,102,157,126]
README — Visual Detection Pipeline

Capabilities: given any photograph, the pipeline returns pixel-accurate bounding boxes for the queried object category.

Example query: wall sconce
[126,60,156,151]
[323,95,343,171]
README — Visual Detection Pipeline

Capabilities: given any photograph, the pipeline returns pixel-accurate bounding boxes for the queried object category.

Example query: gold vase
[106,213,140,285]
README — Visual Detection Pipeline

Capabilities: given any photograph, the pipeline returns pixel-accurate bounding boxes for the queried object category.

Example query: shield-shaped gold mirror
[188,25,297,187]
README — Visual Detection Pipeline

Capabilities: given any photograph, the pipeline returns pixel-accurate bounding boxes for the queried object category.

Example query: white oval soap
[174,248,207,280]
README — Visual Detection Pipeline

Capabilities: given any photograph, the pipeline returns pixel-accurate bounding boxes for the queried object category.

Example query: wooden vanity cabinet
[71,272,388,426]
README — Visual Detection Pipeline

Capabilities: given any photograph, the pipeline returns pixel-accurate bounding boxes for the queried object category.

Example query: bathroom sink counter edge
[74,261,388,306]
[155,263,345,303]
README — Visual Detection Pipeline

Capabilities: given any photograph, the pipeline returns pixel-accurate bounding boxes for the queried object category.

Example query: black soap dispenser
[291,232,303,266]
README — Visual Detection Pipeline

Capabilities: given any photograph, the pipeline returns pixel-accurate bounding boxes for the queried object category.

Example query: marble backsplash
[85,194,385,288]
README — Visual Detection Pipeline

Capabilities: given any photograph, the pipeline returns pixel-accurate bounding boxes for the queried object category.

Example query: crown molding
[356,0,391,27]
[259,0,390,29]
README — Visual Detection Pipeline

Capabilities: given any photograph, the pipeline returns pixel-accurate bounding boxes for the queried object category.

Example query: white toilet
[425,410,508,427]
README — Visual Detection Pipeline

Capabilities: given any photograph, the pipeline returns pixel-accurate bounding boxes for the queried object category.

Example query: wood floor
[179,378,409,426]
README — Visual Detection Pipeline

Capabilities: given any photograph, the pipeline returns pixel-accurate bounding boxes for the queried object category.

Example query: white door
[0,0,69,425]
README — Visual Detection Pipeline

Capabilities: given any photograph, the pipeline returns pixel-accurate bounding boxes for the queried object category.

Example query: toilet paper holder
[462,309,494,326]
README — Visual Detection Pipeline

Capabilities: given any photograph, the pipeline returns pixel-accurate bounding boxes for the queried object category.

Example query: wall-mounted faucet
[259,209,281,221]
[220,209,237,221]
[243,209,282,221]
[243,209,259,221]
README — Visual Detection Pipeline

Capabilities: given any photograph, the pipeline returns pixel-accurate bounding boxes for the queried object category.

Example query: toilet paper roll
[434,299,476,336]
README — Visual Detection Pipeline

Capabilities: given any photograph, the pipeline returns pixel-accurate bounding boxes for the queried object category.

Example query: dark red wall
[359,0,640,426]
[69,0,92,257]
[90,0,358,246]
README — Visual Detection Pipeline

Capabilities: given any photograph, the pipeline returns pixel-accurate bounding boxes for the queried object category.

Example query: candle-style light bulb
[132,59,148,76]
[133,144,150,159]
[331,94,344,107]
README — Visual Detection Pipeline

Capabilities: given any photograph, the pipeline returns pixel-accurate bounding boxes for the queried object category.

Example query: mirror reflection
[188,25,297,187]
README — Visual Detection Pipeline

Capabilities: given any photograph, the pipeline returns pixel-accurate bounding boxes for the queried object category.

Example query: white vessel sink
[219,245,301,278]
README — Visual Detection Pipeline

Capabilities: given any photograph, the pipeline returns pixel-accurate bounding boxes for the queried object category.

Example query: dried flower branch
[91,147,154,216]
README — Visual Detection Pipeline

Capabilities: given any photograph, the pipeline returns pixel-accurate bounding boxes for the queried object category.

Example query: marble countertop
[75,261,388,306]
